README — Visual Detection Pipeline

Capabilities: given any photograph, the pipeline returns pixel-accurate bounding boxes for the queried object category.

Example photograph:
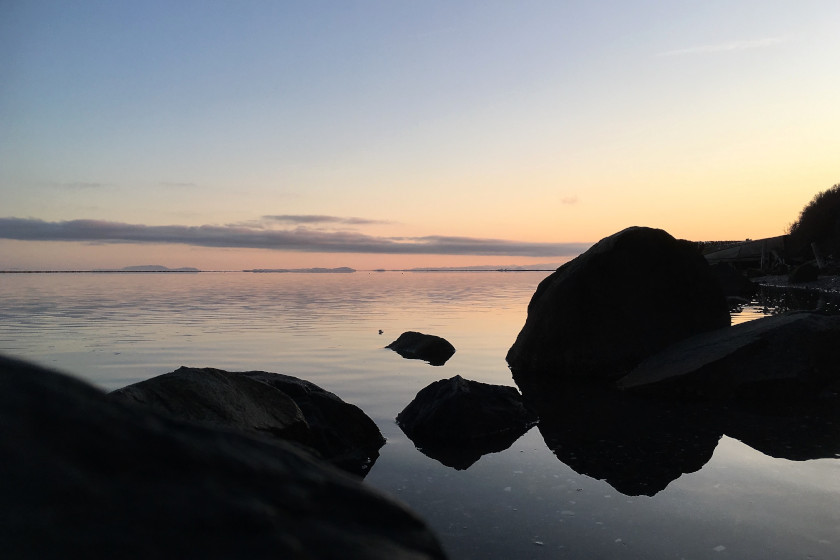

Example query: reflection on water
[521,379,840,497]
[1,271,839,559]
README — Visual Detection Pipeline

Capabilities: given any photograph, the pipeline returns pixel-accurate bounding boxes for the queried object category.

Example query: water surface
[1,271,837,559]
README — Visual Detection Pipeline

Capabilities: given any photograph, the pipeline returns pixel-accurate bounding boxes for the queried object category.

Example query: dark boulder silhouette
[111,367,385,477]
[397,375,536,470]
[507,227,730,385]
[386,331,456,366]
[0,355,447,559]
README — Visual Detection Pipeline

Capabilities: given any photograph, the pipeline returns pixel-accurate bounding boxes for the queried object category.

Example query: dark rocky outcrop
[110,367,384,477]
[386,331,456,366]
[789,261,820,283]
[507,227,730,385]
[397,375,536,470]
[0,355,447,559]
[616,311,840,403]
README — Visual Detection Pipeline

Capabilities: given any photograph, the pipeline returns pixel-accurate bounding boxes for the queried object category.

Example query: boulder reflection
[519,379,840,496]
[405,425,535,470]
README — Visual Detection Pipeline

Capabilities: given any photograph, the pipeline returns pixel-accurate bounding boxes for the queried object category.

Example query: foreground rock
[386,331,456,366]
[0,355,447,559]
[507,227,730,384]
[617,311,840,402]
[110,367,385,477]
[397,375,535,469]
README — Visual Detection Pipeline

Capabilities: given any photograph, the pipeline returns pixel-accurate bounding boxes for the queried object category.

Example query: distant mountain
[407,264,562,272]
[244,267,356,274]
[120,265,200,272]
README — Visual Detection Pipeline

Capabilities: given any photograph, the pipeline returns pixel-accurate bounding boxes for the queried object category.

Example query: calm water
[2,271,838,559]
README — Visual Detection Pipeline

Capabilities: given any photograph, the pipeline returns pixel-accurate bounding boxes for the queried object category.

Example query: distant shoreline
[0,268,555,274]
[0,270,206,274]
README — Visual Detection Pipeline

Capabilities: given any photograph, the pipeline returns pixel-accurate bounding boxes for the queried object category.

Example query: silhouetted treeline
[787,183,840,260]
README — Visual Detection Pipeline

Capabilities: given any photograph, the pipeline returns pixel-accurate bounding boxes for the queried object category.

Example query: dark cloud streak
[262,215,392,226]
[0,218,590,257]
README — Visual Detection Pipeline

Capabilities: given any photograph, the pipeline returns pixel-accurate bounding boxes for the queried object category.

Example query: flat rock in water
[0,355,447,559]
[507,226,729,384]
[617,311,840,402]
[110,367,309,441]
[397,375,535,469]
[110,367,385,476]
[386,331,456,366]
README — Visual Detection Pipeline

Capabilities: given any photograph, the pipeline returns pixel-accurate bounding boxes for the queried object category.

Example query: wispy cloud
[53,182,110,190]
[658,37,788,57]
[262,215,392,226]
[561,196,578,205]
[159,181,198,188]
[0,217,590,257]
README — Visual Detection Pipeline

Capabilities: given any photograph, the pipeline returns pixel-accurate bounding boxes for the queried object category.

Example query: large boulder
[507,227,730,384]
[110,367,385,476]
[0,355,447,559]
[616,311,840,402]
[396,375,536,469]
[386,331,456,366]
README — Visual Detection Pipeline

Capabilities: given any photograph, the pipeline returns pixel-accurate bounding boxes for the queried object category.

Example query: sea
[2,270,839,559]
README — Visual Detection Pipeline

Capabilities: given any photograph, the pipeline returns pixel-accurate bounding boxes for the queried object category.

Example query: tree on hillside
[788,183,840,261]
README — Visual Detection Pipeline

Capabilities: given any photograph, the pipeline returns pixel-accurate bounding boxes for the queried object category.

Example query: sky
[2,1,839,270]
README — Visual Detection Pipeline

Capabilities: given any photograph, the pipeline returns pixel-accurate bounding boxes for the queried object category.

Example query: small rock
[397,375,535,469]
[386,331,456,366]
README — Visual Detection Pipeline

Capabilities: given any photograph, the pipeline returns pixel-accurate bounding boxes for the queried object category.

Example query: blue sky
[2,1,838,269]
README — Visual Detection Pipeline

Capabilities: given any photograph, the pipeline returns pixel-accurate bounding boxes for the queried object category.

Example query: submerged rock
[507,226,730,385]
[386,331,456,366]
[111,367,384,476]
[0,355,447,559]
[617,311,840,403]
[397,375,535,469]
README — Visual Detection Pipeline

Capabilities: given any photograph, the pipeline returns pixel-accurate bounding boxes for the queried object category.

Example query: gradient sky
[2,1,838,270]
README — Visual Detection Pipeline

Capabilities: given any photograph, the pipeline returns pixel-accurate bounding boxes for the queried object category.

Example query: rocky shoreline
[754,273,840,293]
